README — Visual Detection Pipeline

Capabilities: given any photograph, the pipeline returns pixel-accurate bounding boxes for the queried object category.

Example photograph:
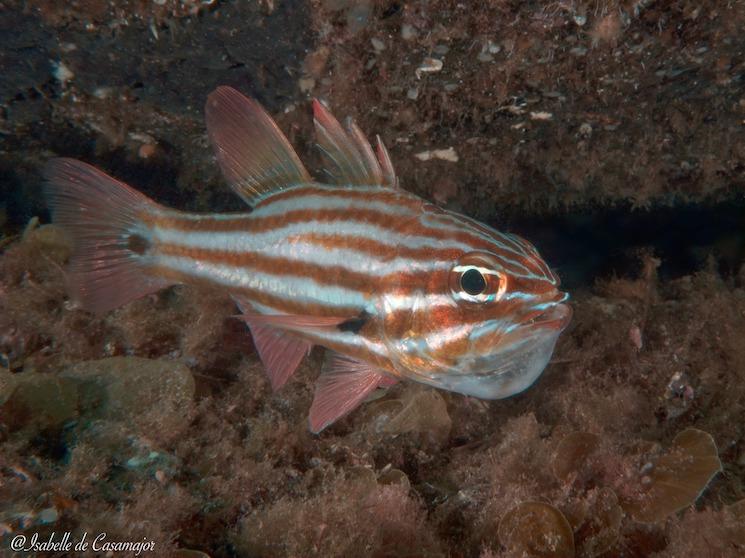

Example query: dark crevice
[500,199,745,290]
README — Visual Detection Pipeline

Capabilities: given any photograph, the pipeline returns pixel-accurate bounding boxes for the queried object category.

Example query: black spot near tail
[127,233,150,255]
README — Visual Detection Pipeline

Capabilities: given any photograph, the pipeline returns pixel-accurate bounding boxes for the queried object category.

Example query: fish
[43,86,572,433]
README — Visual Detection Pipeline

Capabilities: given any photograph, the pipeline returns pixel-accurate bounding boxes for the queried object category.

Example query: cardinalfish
[44,86,571,433]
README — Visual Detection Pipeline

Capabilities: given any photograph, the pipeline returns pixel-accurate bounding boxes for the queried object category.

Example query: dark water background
[507,199,745,289]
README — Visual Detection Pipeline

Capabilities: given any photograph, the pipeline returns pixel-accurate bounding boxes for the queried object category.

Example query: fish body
[44,87,571,432]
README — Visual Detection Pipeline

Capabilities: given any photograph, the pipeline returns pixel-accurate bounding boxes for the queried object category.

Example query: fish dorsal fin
[309,352,389,433]
[206,86,312,205]
[375,135,398,188]
[312,99,398,188]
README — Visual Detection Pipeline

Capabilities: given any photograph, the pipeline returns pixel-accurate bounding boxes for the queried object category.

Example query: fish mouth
[523,300,573,333]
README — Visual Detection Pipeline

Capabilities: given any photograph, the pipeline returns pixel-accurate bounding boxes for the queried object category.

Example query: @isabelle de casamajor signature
[9,531,156,556]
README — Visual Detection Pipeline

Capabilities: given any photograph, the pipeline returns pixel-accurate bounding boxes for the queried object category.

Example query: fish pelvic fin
[43,158,173,314]
[246,320,313,391]
[205,86,312,206]
[313,99,398,188]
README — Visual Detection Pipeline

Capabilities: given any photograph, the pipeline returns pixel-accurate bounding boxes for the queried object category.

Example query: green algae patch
[497,501,575,558]
[22,224,72,264]
[551,431,601,483]
[621,428,722,523]
[379,386,452,443]
[378,467,411,491]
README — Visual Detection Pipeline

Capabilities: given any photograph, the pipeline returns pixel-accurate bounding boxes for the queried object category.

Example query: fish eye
[460,267,486,295]
[449,253,507,304]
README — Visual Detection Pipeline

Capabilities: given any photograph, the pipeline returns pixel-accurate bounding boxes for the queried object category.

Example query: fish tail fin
[43,158,173,314]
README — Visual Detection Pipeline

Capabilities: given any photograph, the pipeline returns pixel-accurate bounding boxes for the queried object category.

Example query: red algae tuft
[233,477,445,557]
[564,487,624,558]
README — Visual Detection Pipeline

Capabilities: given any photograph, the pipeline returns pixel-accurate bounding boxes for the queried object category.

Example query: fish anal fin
[206,87,311,205]
[309,353,390,433]
[312,99,393,188]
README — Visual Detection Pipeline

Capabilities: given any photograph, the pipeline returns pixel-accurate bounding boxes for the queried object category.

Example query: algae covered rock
[61,356,195,436]
[0,370,78,433]
[21,224,72,264]
[0,357,193,442]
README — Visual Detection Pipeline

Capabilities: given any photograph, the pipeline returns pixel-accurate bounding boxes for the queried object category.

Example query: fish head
[379,213,571,399]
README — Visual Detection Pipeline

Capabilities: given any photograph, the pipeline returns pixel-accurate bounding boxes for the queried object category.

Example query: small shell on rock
[414,147,459,163]
[415,57,443,78]
[36,507,59,525]
[370,37,385,52]
[629,325,643,350]
[530,111,553,121]
[401,24,418,41]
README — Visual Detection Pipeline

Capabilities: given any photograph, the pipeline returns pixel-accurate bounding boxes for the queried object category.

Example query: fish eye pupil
[460,268,486,296]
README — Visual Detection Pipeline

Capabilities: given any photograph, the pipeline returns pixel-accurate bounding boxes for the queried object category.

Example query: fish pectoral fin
[231,295,352,331]
[248,321,312,391]
[313,99,398,188]
[205,86,312,206]
[234,312,352,330]
[309,353,390,434]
